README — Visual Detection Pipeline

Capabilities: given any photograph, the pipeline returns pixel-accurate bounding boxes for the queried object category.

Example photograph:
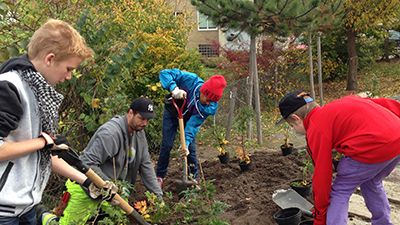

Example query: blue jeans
[327,155,399,225]
[156,105,198,179]
[0,207,37,225]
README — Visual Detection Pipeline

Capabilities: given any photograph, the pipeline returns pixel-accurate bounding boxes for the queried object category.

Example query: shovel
[171,98,197,193]
[272,188,314,217]
[52,147,151,225]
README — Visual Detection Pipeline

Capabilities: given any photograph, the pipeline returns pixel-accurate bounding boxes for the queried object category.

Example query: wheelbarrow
[52,146,151,225]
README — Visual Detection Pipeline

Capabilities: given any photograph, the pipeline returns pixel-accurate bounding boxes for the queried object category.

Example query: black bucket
[298,219,314,225]
[273,207,302,225]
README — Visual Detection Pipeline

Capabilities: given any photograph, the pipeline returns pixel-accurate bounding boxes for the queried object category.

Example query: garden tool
[51,147,151,225]
[172,98,197,193]
[53,191,71,217]
[272,188,313,217]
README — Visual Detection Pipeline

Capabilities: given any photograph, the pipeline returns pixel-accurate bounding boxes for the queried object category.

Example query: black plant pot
[218,153,229,164]
[298,219,314,225]
[273,207,302,225]
[239,161,251,172]
[290,179,312,198]
[280,143,294,156]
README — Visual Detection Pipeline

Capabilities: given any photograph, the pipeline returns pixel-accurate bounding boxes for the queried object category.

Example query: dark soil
[161,149,309,225]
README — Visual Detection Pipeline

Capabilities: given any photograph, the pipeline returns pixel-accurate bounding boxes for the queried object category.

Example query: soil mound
[163,149,307,225]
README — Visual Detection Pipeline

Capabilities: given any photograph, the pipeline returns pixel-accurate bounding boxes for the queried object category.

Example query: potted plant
[290,157,313,197]
[280,123,294,156]
[235,146,251,171]
[211,125,230,164]
[217,145,229,164]
[233,106,253,172]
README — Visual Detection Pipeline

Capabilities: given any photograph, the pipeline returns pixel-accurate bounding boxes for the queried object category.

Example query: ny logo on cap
[148,104,154,112]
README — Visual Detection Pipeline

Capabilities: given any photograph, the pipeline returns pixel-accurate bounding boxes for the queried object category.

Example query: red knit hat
[200,75,227,102]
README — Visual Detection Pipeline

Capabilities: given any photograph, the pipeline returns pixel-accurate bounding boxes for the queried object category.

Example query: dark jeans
[0,207,37,225]
[156,105,198,179]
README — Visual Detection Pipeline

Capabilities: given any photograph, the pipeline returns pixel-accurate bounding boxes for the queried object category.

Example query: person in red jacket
[277,90,400,225]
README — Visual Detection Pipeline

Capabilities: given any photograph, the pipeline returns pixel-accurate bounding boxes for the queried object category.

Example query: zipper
[0,161,14,192]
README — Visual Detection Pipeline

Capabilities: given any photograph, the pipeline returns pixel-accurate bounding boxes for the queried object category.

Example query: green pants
[58,180,100,225]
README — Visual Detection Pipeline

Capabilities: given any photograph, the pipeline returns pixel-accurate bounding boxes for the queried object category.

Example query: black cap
[276,90,313,125]
[130,97,155,119]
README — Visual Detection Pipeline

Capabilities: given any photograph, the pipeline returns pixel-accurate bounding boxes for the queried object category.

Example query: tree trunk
[317,33,324,105]
[383,37,390,61]
[308,33,316,99]
[246,38,254,140]
[225,86,237,141]
[346,27,358,91]
[250,35,262,145]
[274,65,278,106]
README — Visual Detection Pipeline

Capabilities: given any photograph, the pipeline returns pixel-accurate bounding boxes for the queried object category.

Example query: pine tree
[192,0,336,144]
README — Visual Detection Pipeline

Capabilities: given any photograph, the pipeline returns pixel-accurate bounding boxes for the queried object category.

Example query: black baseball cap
[276,90,314,125]
[130,97,155,119]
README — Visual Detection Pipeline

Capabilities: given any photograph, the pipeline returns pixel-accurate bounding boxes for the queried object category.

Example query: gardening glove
[82,178,120,205]
[171,87,187,99]
[40,132,69,152]
[178,145,189,157]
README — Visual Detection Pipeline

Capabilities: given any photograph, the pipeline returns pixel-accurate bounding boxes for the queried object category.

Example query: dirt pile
[163,149,308,225]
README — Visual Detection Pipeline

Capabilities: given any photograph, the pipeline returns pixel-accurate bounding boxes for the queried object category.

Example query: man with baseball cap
[156,68,227,187]
[58,96,162,225]
[277,90,400,225]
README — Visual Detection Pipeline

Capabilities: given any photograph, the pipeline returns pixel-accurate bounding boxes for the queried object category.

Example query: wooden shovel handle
[173,98,189,181]
[85,169,150,225]
[178,115,188,182]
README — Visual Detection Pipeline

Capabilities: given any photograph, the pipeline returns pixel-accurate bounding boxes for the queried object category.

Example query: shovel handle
[85,169,151,225]
[172,98,189,181]
[54,148,150,225]
[303,209,313,217]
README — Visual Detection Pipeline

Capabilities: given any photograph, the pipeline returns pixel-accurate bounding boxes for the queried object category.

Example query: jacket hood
[0,55,35,74]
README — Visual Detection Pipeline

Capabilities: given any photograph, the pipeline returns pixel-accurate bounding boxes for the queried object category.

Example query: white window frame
[197,11,217,31]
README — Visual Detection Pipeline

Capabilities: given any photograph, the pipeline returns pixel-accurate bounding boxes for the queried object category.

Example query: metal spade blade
[272,188,314,217]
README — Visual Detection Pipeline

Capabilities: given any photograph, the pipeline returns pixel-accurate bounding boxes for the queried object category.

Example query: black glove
[40,132,69,151]
[54,134,69,146]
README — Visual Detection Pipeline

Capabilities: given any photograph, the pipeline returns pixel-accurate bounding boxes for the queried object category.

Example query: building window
[197,12,217,31]
[198,44,218,57]
[174,11,184,17]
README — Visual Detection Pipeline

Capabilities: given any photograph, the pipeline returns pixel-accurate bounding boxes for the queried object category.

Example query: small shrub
[136,181,229,225]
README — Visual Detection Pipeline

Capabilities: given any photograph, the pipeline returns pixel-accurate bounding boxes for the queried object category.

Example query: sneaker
[35,204,58,225]
[157,177,164,188]
[42,212,58,225]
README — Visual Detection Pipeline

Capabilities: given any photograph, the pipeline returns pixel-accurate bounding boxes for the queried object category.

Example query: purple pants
[327,155,399,225]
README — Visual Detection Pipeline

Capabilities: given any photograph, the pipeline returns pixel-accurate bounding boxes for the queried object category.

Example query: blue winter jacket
[159,69,218,147]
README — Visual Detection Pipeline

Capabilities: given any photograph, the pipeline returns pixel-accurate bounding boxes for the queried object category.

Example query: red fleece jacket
[303,96,400,225]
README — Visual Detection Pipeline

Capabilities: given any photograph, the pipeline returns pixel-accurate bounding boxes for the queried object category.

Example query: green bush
[0,0,203,151]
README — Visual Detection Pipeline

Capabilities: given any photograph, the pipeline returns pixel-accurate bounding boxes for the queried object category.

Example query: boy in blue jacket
[156,69,226,186]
